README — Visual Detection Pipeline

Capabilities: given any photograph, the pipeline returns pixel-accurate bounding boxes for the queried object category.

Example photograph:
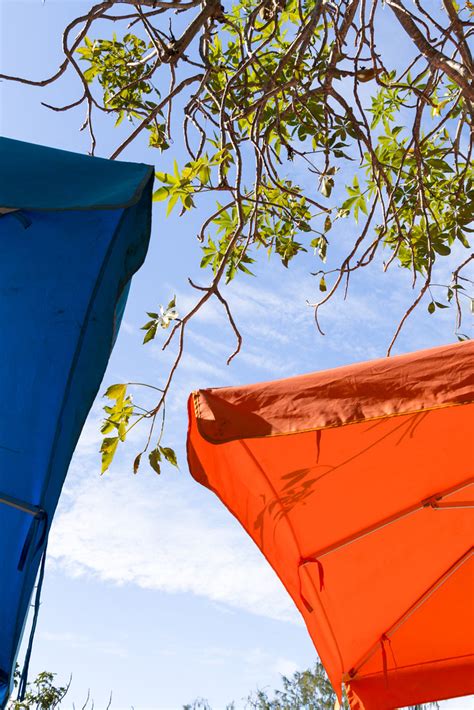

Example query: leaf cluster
[77,33,168,148]
[9,671,69,710]
[100,383,134,473]
[99,380,179,476]
[54,0,473,470]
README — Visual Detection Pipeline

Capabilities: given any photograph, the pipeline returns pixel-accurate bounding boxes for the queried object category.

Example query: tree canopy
[2,0,473,473]
[184,660,347,709]
[7,663,439,709]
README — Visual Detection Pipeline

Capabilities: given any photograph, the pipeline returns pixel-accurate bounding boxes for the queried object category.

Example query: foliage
[8,671,69,710]
[3,664,443,709]
[76,32,169,147]
[99,378,178,474]
[184,660,441,710]
[2,0,472,472]
[243,663,349,710]
[7,669,115,710]
[100,383,134,473]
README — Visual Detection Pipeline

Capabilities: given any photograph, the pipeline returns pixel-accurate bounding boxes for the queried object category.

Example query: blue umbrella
[0,138,154,707]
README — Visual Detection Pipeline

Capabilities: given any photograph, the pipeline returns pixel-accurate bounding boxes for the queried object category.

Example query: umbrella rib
[238,440,346,670]
[0,491,45,518]
[302,476,473,562]
[346,547,473,679]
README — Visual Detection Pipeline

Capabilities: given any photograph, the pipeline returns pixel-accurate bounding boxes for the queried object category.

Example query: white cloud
[237,349,293,376]
[180,352,230,381]
[73,408,104,458]
[188,330,235,356]
[156,265,416,388]
[174,290,225,326]
[48,470,300,625]
[57,256,465,652]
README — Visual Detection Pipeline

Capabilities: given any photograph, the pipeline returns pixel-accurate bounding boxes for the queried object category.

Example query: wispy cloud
[73,407,104,458]
[63,253,466,641]
[179,352,230,381]
[48,470,300,626]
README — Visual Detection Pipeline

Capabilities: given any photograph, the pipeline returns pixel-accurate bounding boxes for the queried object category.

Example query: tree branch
[164,0,223,64]
[109,73,203,158]
[442,0,473,72]
[386,0,474,103]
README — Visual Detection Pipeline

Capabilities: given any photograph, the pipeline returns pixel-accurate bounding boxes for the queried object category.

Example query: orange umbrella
[187,341,474,709]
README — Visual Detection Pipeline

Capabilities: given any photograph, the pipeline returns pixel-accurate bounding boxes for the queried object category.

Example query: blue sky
[0,2,472,708]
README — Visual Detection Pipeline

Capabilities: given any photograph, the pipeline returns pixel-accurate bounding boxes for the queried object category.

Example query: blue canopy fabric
[0,138,154,706]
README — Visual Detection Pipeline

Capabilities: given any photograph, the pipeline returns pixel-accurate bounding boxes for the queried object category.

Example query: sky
[0,2,473,709]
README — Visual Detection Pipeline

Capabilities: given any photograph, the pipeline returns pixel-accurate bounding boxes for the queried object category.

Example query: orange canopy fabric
[187,341,474,709]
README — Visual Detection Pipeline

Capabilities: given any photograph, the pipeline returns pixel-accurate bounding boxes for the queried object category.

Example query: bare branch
[6,0,471,471]
[386,0,474,103]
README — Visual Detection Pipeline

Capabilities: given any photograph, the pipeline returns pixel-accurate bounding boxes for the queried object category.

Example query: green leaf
[101,436,119,474]
[433,243,451,256]
[200,253,214,268]
[143,323,158,344]
[183,194,195,210]
[149,448,162,474]
[100,419,116,435]
[153,187,169,202]
[166,192,179,217]
[155,172,175,184]
[118,420,127,441]
[160,446,178,468]
[319,276,327,292]
[427,301,436,314]
[104,383,127,401]
[358,196,368,215]
[199,165,211,184]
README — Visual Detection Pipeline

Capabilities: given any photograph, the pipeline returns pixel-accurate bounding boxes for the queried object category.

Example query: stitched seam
[239,440,346,675]
[195,398,474,445]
